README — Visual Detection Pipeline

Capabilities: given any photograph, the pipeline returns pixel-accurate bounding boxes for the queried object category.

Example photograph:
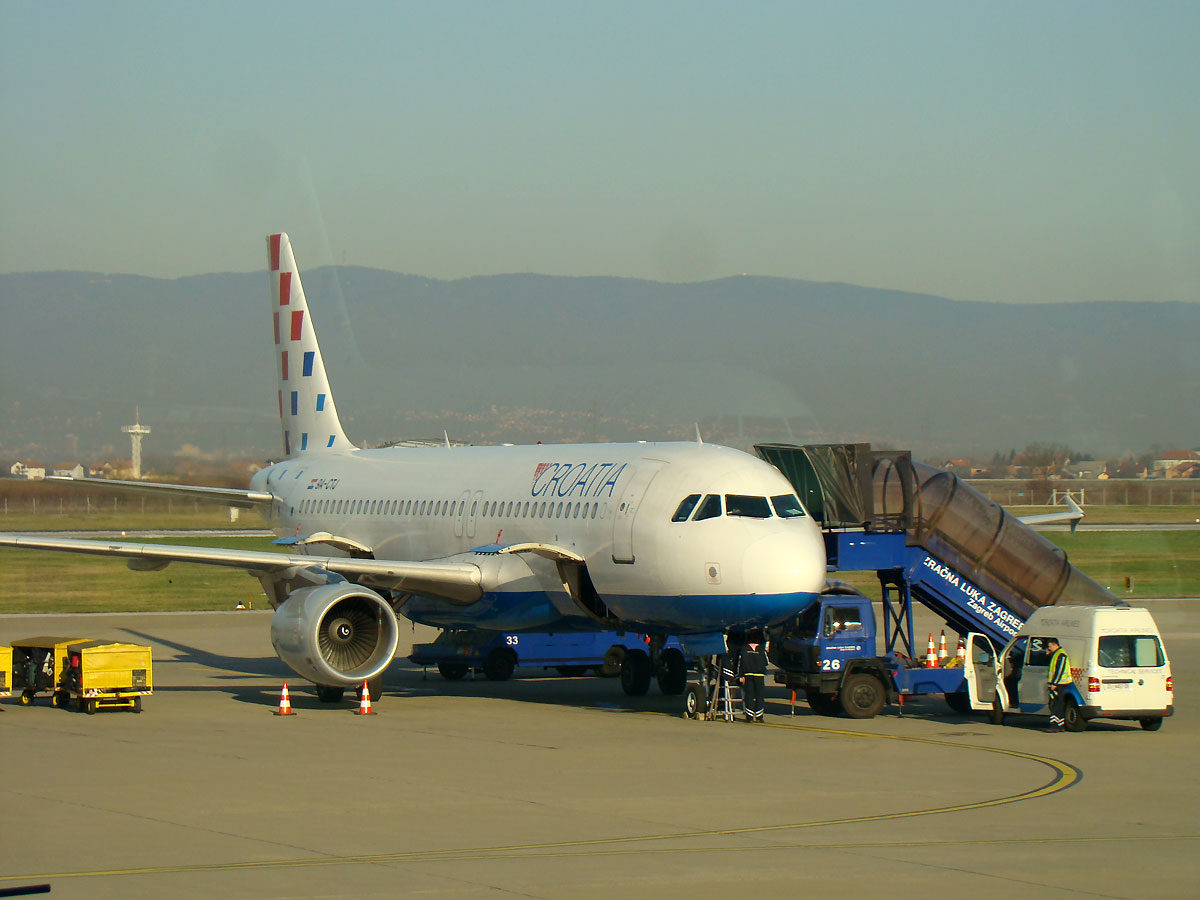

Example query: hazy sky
[1,1,1196,303]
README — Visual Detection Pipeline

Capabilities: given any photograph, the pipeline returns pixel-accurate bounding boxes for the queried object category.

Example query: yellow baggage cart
[64,641,153,714]
[9,636,91,707]
[0,645,12,698]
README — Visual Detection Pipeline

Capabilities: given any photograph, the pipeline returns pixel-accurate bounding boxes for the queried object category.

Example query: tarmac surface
[1,601,1196,899]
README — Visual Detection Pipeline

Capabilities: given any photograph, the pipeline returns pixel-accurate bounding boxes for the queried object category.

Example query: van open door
[963,633,1008,723]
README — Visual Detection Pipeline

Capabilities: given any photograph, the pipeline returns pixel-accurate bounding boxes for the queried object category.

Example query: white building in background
[10,460,46,480]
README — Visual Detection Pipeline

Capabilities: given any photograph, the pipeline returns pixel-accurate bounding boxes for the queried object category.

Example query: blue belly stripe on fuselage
[399,589,822,634]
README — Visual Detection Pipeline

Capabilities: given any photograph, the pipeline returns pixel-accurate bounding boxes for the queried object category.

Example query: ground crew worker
[1046,637,1073,732]
[738,632,768,723]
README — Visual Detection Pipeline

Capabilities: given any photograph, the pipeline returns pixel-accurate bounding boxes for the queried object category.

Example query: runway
[1,602,1196,899]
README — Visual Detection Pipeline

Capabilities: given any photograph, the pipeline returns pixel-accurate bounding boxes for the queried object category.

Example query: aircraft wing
[1017,496,1085,531]
[44,476,274,510]
[0,533,483,604]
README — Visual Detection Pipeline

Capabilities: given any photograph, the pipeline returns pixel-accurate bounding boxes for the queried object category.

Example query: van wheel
[1063,699,1087,732]
[1139,716,1163,731]
[840,673,885,719]
[989,697,1005,726]
[684,682,708,719]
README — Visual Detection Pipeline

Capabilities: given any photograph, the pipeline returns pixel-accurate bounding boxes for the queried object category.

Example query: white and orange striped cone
[956,636,966,663]
[925,633,936,668]
[937,630,947,666]
[355,681,376,716]
[274,682,295,716]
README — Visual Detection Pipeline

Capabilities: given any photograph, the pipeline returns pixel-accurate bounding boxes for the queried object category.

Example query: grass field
[1,505,1197,613]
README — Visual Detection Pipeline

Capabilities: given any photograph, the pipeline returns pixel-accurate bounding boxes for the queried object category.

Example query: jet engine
[270,583,400,686]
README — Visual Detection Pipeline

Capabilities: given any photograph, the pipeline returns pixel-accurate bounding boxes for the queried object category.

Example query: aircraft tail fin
[267,233,356,457]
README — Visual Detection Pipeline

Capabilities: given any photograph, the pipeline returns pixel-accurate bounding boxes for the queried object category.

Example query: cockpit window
[692,494,722,521]
[725,495,771,518]
[671,494,701,522]
[770,494,807,518]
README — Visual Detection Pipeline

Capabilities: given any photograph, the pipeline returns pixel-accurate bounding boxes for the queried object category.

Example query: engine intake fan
[271,583,399,686]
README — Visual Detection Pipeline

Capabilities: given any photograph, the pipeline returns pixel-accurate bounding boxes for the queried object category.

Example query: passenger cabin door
[963,633,1005,711]
[611,464,660,564]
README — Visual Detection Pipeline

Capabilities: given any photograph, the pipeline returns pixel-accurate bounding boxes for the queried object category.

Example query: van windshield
[1098,635,1165,668]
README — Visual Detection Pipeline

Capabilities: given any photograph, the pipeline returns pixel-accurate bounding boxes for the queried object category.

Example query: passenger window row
[297,496,604,522]
[671,493,807,522]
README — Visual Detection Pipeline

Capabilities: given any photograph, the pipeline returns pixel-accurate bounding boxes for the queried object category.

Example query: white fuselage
[251,439,827,634]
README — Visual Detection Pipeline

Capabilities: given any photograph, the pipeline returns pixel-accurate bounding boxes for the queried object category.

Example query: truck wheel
[619,649,652,696]
[839,673,885,719]
[1139,716,1163,731]
[990,697,1005,726]
[600,646,625,677]
[437,663,468,681]
[944,691,971,714]
[806,692,839,716]
[316,684,345,703]
[133,697,143,714]
[483,649,516,681]
[684,682,708,719]
[50,690,68,709]
[18,689,34,706]
[1063,698,1087,732]
[656,648,687,695]
[85,699,97,715]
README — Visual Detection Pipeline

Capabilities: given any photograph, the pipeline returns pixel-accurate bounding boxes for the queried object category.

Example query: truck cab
[774,594,876,677]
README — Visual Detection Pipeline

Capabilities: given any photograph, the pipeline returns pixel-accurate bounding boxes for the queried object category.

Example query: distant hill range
[1,268,1196,461]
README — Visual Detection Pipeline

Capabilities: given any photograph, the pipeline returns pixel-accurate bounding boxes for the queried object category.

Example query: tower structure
[121,407,151,480]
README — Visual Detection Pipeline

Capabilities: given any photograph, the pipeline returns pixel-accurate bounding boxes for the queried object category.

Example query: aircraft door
[466,491,483,540]
[454,490,470,538]
[963,633,1002,711]
[611,465,661,564]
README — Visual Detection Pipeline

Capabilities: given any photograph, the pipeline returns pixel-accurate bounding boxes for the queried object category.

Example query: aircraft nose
[742,527,826,596]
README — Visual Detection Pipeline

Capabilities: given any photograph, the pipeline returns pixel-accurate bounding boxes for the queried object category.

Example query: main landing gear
[619,636,688,697]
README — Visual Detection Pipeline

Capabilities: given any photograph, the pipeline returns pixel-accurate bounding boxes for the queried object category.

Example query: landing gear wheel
[483,649,516,681]
[1139,716,1164,731]
[1063,699,1087,732]
[944,690,971,714]
[555,665,587,677]
[656,648,687,695]
[18,689,34,706]
[437,663,468,681]
[839,673,886,719]
[990,697,1006,726]
[806,692,839,716]
[619,649,652,696]
[684,681,708,719]
[316,684,345,703]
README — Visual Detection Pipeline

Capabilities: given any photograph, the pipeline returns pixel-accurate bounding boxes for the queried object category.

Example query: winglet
[267,233,356,457]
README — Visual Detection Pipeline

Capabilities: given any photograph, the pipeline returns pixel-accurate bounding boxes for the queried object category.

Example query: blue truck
[755,444,1117,719]
[409,629,710,695]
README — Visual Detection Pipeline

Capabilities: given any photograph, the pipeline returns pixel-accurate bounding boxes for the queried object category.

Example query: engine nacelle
[270,583,400,686]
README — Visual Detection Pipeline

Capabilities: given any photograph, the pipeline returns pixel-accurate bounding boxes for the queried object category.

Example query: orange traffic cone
[925,633,936,668]
[937,630,947,666]
[355,681,376,715]
[274,682,295,716]
[956,636,966,662]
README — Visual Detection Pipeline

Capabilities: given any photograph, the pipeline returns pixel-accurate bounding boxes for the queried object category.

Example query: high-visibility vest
[1048,647,1073,685]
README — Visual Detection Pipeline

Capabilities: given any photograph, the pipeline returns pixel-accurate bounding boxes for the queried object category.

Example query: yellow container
[9,636,92,707]
[0,645,12,697]
[65,641,153,714]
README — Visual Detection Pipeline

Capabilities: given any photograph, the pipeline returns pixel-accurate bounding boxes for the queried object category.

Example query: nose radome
[742,528,826,596]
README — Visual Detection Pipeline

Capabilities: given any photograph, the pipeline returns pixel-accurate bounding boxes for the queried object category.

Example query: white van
[963,605,1173,731]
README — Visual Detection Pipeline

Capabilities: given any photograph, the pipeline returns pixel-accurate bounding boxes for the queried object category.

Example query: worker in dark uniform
[1046,637,1073,732]
[738,630,768,723]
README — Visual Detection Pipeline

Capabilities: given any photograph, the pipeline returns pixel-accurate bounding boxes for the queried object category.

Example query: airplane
[0,233,828,702]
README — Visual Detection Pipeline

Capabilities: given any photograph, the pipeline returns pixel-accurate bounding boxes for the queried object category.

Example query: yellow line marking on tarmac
[3,716,1089,882]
